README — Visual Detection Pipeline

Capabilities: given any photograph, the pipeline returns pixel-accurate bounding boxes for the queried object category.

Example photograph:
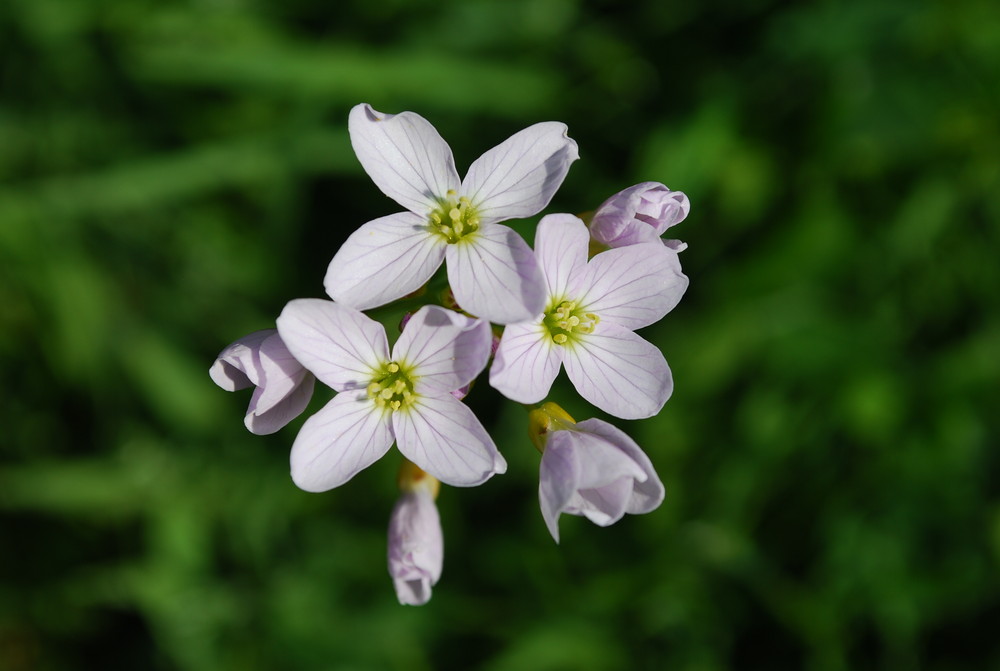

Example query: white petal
[538,437,582,543]
[245,373,315,436]
[535,213,589,300]
[577,418,664,515]
[562,429,647,490]
[289,391,394,492]
[446,224,545,324]
[388,490,443,606]
[348,103,461,214]
[393,395,506,487]
[562,322,672,419]
[276,299,388,392]
[324,212,446,311]
[488,322,561,403]
[392,306,491,394]
[209,330,272,390]
[574,478,633,526]
[461,122,579,224]
[578,243,689,330]
[253,332,310,414]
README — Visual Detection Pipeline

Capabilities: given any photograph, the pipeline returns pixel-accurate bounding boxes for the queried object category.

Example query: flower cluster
[212,104,689,605]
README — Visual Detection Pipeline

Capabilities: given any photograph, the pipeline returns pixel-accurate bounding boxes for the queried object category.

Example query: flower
[588,182,689,252]
[209,329,315,435]
[388,460,444,605]
[275,301,506,491]
[324,103,579,325]
[489,213,688,419]
[529,403,664,543]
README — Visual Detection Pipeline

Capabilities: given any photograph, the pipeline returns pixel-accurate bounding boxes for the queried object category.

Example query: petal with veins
[393,306,491,394]
[538,438,580,543]
[277,299,388,392]
[289,391,394,492]
[446,224,545,324]
[394,395,506,487]
[462,122,579,225]
[576,418,665,515]
[348,103,460,214]
[578,243,688,330]
[325,212,446,311]
[534,213,590,300]
[489,323,561,403]
[562,322,672,420]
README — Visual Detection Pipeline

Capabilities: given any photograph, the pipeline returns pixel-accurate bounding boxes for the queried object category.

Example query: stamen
[367,360,417,412]
[428,192,481,243]
[543,299,600,346]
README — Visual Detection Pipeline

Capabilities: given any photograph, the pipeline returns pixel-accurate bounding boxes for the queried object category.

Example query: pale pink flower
[276,302,506,491]
[388,462,443,605]
[210,330,314,434]
[589,182,689,251]
[490,214,687,419]
[325,103,579,324]
[530,403,664,543]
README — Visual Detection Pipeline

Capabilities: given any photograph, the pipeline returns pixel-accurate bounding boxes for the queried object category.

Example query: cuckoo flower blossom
[530,403,664,543]
[589,182,690,252]
[325,103,579,324]
[388,461,444,606]
[210,329,315,435]
[490,213,688,419]
[276,301,506,491]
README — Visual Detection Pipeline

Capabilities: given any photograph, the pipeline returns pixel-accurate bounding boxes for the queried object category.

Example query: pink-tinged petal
[535,213,589,299]
[324,212,446,311]
[211,330,315,435]
[563,322,672,420]
[489,323,561,403]
[538,437,581,543]
[388,489,443,606]
[577,418,664,515]
[289,391,394,492]
[394,395,506,487]
[578,243,689,330]
[563,430,648,490]
[348,103,460,214]
[392,306,491,394]
[570,478,634,527]
[553,430,646,527]
[461,122,579,224]
[276,299,388,392]
[245,373,314,435]
[446,224,545,324]
[210,330,272,390]
[589,182,690,247]
[253,332,310,413]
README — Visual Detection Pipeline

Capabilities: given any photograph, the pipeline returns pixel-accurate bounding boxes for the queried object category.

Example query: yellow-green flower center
[429,190,480,243]
[367,361,417,412]
[543,300,600,346]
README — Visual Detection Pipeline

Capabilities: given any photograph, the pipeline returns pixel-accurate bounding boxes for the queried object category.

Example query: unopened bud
[527,402,577,453]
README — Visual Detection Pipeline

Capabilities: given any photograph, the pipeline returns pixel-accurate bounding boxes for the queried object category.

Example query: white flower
[490,214,688,419]
[276,301,506,491]
[324,103,579,324]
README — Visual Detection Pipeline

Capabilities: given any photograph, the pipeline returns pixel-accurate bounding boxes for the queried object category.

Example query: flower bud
[388,461,443,605]
[209,330,315,435]
[527,402,577,453]
[588,182,689,250]
[536,416,665,543]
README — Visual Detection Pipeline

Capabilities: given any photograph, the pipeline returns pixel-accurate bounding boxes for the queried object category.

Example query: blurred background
[1,0,998,669]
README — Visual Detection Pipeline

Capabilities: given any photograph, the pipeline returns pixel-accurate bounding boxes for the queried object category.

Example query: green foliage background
[1,0,997,669]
